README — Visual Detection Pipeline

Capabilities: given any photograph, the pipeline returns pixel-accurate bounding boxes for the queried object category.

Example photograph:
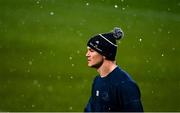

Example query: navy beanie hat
[87,27,124,61]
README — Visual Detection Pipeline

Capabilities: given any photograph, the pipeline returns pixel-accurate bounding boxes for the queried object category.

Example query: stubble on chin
[90,59,104,69]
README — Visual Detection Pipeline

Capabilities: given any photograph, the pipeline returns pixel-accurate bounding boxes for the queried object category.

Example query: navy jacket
[84,66,143,112]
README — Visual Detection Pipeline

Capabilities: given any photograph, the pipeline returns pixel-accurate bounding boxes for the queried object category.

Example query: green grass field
[0,0,180,111]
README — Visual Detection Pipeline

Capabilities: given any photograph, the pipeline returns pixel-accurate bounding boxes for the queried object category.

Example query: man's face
[86,47,104,68]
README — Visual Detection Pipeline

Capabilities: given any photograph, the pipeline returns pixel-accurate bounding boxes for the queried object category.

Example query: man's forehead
[87,46,95,50]
[87,46,91,49]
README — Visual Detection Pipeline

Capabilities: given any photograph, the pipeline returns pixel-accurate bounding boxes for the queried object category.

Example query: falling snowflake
[161,53,164,57]
[122,7,125,10]
[26,69,31,73]
[50,11,54,16]
[69,56,73,60]
[146,59,149,63]
[39,51,43,55]
[151,90,154,94]
[69,106,73,110]
[50,50,56,56]
[57,76,61,79]
[23,105,26,108]
[158,28,162,32]
[133,13,137,17]
[153,32,157,35]
[114,5,118,8]
[86,2,89,6]
[29,61,33,65]
[77,50,80,54]
[49,74,52,78]
[21,94,25,98]
[37,84,41,88]
[71,64,75,67]
[178,2,180,6]
[33,80,38,85]
[139,38,142,42]
[36,1,40,4]
[76,30,83,36]
[47,86,53,92]
[21,21,25,25]
[167,8,171,11]
[70,76,73,79]
[32,104,35,108]
[33,80,41,88]
[9,68,17,72]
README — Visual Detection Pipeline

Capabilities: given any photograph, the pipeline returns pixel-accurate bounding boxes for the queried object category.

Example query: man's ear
[103,56,106,59]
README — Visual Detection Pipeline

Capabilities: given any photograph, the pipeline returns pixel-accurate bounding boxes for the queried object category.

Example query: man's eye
[90,49,94,52]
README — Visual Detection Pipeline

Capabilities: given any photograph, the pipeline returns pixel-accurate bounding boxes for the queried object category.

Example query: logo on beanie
[95,41,99,44]
[89,42,102,52]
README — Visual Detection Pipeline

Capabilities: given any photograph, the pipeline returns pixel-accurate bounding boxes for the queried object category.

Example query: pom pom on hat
[113,27,124,40]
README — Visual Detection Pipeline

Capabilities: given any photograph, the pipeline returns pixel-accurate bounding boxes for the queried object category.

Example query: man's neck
[97,60,117,78]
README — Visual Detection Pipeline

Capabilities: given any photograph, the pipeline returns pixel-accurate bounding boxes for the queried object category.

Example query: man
[84,27,143,112]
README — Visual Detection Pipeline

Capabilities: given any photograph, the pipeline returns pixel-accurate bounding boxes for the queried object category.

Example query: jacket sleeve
[117,81,144,112]
[84,96,93,112]
[84,76,97,112]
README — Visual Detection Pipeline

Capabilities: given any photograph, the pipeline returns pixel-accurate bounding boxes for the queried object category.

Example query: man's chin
[89,63,102,69]
[87,64,93,68]
[87,63,95,68]
[88,60,103,68]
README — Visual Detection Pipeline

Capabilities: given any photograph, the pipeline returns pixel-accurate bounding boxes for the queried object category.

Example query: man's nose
[86,51,89,57]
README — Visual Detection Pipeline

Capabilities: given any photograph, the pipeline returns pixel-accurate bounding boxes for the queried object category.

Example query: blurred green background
[0,0,180,111]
